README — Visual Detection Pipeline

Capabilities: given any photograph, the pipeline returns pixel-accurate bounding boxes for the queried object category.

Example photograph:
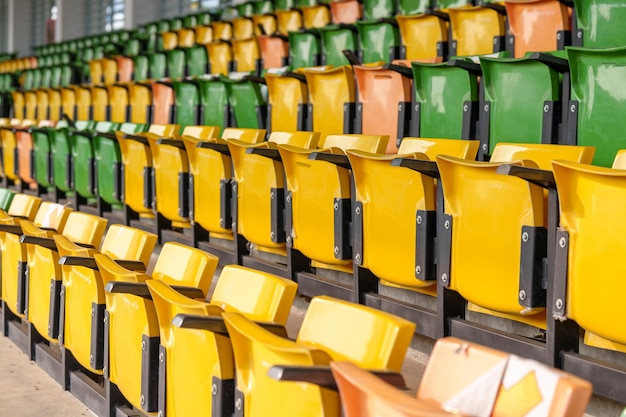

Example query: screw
[355,206,360,215]
[158,411,163,417]
[559,237,567,248]
[236,398,242,411]
[398,104,402,111]
[232,184,237,192]
[270,191,275,199]
[416,215,422,225]
[557,32,562,40]
[220,182,224,190]
[543,104,549,113]
[522,232,529,242]
[90,354,94,364]
[219,218,224,227]
[555,298,563,309]
[159,352,164,362]
[334,202,339,210]
[358,104,362,111]
[286,195,291,203]
[509,37,514,44]
[355,254,361,263]
[91,307,95,317]
[463,104,468,112]
[415,104,419,112]
[50,283,54,290]
[519,290,526,301]
[231,222,236,230]
[212,383,218,395]
[482,143,488,152]
[444,220,450,230]
[577,31,582,39]
[484,104,489,112]
[415,265,421,275]
[141,395,145,405]
[570,104,576,113]
[286,236,292,246]
[334,246,339,255]
[441,273,448,284]
[270,231,275,240]
[142,340,146,351]
[103,316,107,324]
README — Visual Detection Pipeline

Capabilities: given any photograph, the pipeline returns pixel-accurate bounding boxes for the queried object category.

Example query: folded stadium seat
[147,125,219,245]
[232,37,262,74]
[15,119,55,194]
[117,123,179,231]
[505,0,572,58]
[222,73,268,128]
[396,10,447,61]
[114,56,134,83]
[194,25,213,45]
[151,79,176,124]
[226,131,320,278]
[181,128,266,263]
[132,55,149,82]
[447,4,507,57]
[319,24,358,67]
[566,46,626,167]
[23,89,38,120]
[55,223,157,400]
[331,337,592,417]
[51,120,95,204]
[94,123,149,221]
[223,295,415,417]
[105,83,131,123]
[148,52,168,79]
[184,40,209,78]
[103,249,297,417]
[90,84,110,121]
[436,143,594,366]
[196,76,230,134]
[258,34,289,71]
[348,138,478,337]
[301,2,332,28]
[0,119,36,189]
[288,29,323,68]
[31,120,71,200]
[95,242,217,416]
[88,58,104,85]
[10,89,25,119]
[0,187,16,210]
[206,40,235,75]
[278,134,386,299]
[265,69,309,133]
[71,121,122,213]
[211,20,234,41]
[60,85,91,121]
[406,58,483,153]
[552,159,626,403]
[480,51,570,160]
[572,0,626,48]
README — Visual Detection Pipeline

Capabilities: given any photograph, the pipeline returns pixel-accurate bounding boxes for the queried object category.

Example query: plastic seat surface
[266,71,309,132]
[222,77,266,128]
[449,6,505,57]
[573,0,626,48]
[436,143,594,328]
[288,30,322,69]
[397,14,447,61]
[320,25,357,67]
[223,295,415,417]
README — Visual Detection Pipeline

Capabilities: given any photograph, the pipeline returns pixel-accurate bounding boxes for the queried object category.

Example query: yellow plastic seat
[117,124,179,220]
[436,143,594,331]
[448,6,506,57]
[266,71,309,132]
[98,242,216,414]
[101,57,119,85]
[304,66,356,140]
[1,119,35,185]
[148,126,219,230]
[211,21,233,41]
[302,4,331,29]
[206,41,234,75]
[90,85,109,121]
[47,88,62,120]
[71,86,93,120]
[233,17,255,40]
[397,14,447,61]
[348,138,478,294]
[89,59,104,85]
[195,26,213,45]
[252,14,278,36]
[145,264,297,417]
[107,83,129,123]
[279,134,387,274]
[57,223,157,375]
[276,9,303,34]
[35,90,49,120]
[128,83,152,124]
[227,132,320,258]
[232,37,260,73]
[182,128,266,245]
[24,91,37,120]
[332,337,592,417]
[161,31,179,51]
[223,295,415,417]
[10,91,25,119]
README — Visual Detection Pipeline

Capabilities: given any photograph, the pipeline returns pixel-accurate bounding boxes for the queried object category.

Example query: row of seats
[0,189,594,417]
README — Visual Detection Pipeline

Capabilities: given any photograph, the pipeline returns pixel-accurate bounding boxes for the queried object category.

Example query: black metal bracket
[196,141,230,155]
[495,164,556,189]
[172,314,289,338]
[541,100,562,144]
[343,102,356,134]
[461,100,479,140]
[220,178,233,231]
[438,214,452,288]
[123,133,149,145]
[156,138,185,149]
[0,224,23,235]
[89,302,106,371]
[212,376,235,417]
[479,100,491,159]
[178,172,190,218]
[58,256,98,269]
[307,152,351,169]
[518,226,548,308]
[141,334,160,412]
[267,365,406,390]
[415,209,436,281]
[270,187,286,243]
[553,229,569,319]
[246,147,282,161]
[48,279,63,339]
[391,158,439,178]
[566,100,578,146]
[333,198,352,261]
[20,235,58,251]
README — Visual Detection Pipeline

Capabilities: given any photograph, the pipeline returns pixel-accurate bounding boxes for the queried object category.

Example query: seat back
[74,121,119,199]
[172,80,200,128]
[505,0,570,58]
[128,83,152,123]
[288,30,322,69]
[302,4,330,28]
[90,85,109,121]
[0,188,15,210]
[573,0,626,48]
[210,265,298,324]
[412,60,479,139]
[320,25,357,67]
[356,20,399,64]
[151,82,175,124]
[151,242,218,296]
[61,211,108,246]
[99,224,158,268]
[448,6,505,57]
[279,134,386,268]
[481,52,566,156]
[198,77,230,132]
[32,201,72,231]
[304,66,356,140]
[348,138,478,289]
[107,84,129,123]
[266,72,309,132]
[223,77,266,128]
[206,41,233,75]
[437,144,593,327]
[553,160,626,350]
[276,9,302,34]
[7,193,41,219]
[330,0,362,24]
[259,35,288,70]
[568,46,626,167]
[397,14,447,61]
[185,45,208,77]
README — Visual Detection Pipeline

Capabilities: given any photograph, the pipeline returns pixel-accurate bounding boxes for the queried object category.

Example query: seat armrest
[391,158,439,178]
[284,72,307,83]
[123,133,149,145]
[156,138,185,149]
[268,365,406,390]
[96,132,118,140]
[58,255,98,269]
[383,63,413,78]
[0,224,23,235]
[105,281,151,298]
[496,164,556,189]
[114,259,147,271]
[447,59,482,76]
[196,142,230,154]
[308,152,351,169]
[527,52,570,74]
[173,314,288,338]
[19,235,58,251]
[246,147,282,161]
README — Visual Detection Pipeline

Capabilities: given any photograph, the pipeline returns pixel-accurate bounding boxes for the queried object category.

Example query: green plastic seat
[133,55,149,81]
[274,0,294,10]
[72,121,120,201]
[433,0,471,8]
[149,53,167,79]
[185,45,208,77]
[172,80,200,129]
[356,20,399,64]
[398,0,430,14]
[573,0,626,48]
[33,120,70,189]
[40,67,52,88]
[0,188,16,210]
[320,25,357,67]
[237,2,255,16]
[567,46,626,167]
[170,18,183,31]
[182,15,197,29]
[197,12,212,26]
[254,0,274,14]
[95,122,148,208]
[166,49,186,79]
[198,77,230,134]
[222,75,267,129]
[60,65,73,86]
[50,66,62,87]
[288,30,322,69]
[411,59,480,140]
[31,69,42,89]
[124,38,142,56]
[480,51,568,156]
[52,120,95,196]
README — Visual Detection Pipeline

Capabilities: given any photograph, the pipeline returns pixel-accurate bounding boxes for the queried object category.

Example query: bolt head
[334,202,339,211]
[415,265,421,275]
[159,352,164,362]
[522,232,529,242]
[416,215,422,225]
[543,104,549,113]
[286,236,292,246]
[577,31,582,38]
[142,340,146,351]
[334,246,339,255]
[415,104,420,112]
[270,191,275,199]
[219,218,224,227]
[270,231,275,240]
[463,104,468,112]
[90,354,94,364]
[355,254,361,263]
[519,290,526,301]
[398,104,402,111]
[236,398,242,411]
[509,37,514,44]
[355,206,360,215]
[141,395,145,405]
[484,104,489,112]
[212,383,218,395]
[555,298,563,309]
[231,222,236,230]
[441,273,448,284]
[570,104,576,113]
[482,143,488,152]
[444,220,450,230]
[91,307,95,317]
[559,237,567,248]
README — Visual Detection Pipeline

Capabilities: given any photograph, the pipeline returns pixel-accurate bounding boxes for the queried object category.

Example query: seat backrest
[304,66,356,140]
[297,295,415,370]
[221,127,266,143]
[505,0,570,58]
[567,46,626,167]
[32,202,72,231]
[99,224,157,266]
[205,41,233,75]
[449,6,505,57]
[553,160,626,348]
[222,78,266,128]
[0,188,15,210]
[61,211,108,247]
[320,25,357,67]
[288,30,321,69]
[302,4,330,28]
[356,20,398,64]
[573,0,626,48]
[7,193,41,220]
[151,242,218,296]
[147,123,179,137]
[210,265,298,325]
[266,73,309,132]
